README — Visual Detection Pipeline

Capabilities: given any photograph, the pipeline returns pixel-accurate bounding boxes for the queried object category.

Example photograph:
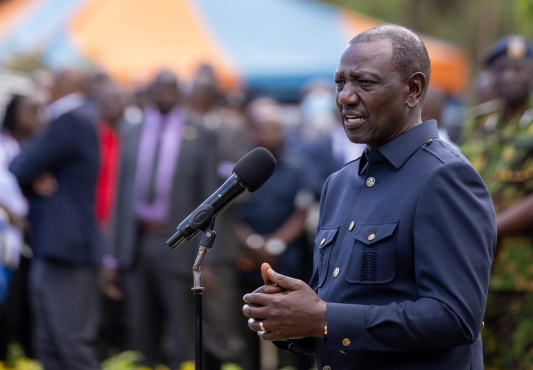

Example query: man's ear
[405,72,427,109]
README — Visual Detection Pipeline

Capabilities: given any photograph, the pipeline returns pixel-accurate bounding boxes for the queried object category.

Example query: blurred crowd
[0,33,532,370]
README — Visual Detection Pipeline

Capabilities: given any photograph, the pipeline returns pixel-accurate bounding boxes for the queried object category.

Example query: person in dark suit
[185,64,249,369]
[234,97,314,370]
[92,83,129,358]
[242,25,496,370]
[10,69,102,370]
[102,71,218,369]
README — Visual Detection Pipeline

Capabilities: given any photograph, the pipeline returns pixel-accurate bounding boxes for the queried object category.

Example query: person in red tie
[95,84,125,237]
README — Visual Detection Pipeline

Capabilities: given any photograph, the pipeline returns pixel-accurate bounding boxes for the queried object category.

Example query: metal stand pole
[191,228,216,370]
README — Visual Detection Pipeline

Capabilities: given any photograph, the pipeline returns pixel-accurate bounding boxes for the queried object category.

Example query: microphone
[166,147,277,249]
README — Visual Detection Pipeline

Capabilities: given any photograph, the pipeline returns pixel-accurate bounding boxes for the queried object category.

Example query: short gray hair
[350,24,431,97]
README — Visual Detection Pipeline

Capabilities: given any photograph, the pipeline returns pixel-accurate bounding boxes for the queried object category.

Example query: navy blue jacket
[10,104,102,266]
[283,121,496,370]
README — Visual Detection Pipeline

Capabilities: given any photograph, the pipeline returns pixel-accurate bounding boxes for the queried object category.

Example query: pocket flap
[354,221,398,245]
[315,226,340,249]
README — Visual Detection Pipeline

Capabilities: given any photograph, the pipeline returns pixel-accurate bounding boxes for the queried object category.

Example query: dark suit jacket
[281,121,496,370]
[10,103,102,266]
[109,118,218,273]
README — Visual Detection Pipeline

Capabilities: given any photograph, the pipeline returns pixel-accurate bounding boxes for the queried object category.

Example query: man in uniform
[242,25,496,370]
[461,35,533,370]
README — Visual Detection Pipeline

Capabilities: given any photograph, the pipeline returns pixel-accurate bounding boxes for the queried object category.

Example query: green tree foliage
[323,0,531,68]
[514,0,533,36]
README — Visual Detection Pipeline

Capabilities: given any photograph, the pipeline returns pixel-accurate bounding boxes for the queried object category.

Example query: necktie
[146,119,165,204]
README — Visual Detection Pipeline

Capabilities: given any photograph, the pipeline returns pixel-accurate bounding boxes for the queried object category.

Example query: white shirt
[0,133,27,268]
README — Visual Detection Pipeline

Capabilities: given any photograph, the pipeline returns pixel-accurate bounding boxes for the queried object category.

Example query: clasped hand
[242,263,327,341]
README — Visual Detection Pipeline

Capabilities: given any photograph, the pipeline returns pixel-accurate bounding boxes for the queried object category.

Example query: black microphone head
[233,147,276,192]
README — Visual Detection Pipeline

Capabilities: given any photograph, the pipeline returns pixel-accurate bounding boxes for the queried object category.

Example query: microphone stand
[191,225,216,370]
[168,204,218,369]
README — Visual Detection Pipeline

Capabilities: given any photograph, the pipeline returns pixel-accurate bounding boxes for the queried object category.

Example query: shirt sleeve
[326,161,496,351]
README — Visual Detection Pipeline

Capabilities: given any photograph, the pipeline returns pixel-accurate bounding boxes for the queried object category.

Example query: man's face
[492,57,533,106]
[101,89,125,125]
[17,96,42,136]
[248,101,284,154]
[335,40,409,149]
[152,82,179,114]
[253,118,284,155]
[190,82,217,113]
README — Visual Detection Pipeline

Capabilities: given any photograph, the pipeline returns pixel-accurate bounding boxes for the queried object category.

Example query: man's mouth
[345,114,365,123]
[343,113,366,128]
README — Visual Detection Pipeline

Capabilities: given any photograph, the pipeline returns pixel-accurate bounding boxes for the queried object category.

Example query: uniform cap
[482,35,533,66]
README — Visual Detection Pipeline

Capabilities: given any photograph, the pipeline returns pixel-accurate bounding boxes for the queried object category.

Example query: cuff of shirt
[274,337,315,354]
[327,302,366,351]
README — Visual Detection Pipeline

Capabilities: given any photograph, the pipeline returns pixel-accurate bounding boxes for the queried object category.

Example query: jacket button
[368,233,376,241]
[340,350,347,354]
[322,366,331,370]
[320,238,326,246]
[349,221,355,231]
[366,177,376,187]
[342,338,351,347]
[333,267,340,277]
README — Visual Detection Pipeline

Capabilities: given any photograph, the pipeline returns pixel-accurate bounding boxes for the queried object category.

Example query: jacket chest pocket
[315,226,339,288]
[346,220,398,284]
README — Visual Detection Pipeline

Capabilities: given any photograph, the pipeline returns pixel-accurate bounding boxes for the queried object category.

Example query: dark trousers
[0,256,32,360]
[30,259,100,370]
[123,232,195,369]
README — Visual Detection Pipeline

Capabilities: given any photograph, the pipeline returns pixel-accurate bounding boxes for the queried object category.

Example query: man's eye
[335,80,345,85]
[358,80,373,86]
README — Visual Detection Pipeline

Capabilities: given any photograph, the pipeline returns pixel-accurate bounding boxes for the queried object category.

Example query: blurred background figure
[298,81,365,200]
[421,87,460,150]
[93,82,128,359]
[186,64,248,369]
[0,93,44,361]
[9,69,102,370]
[235,97,314,370]
[187,64,250,177]
[86,69,112,106]
[472,69,498,105]
[29,69,54,108]
[104,70,218,369]
[298,79,338,141]
[95,83,125,237]
[460,35,533,370]
[122,85,150,126]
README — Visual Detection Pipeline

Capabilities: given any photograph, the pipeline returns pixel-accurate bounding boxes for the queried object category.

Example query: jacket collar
[358,120,439,174]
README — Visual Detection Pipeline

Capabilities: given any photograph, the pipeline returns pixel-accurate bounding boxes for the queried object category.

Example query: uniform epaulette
[422,138,464,165]
[466,99,502,118]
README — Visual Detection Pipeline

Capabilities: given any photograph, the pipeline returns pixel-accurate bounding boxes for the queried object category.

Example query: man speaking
[243,25,495,370]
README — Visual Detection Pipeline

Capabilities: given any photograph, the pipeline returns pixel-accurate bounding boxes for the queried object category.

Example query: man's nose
[337,84,359,106]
